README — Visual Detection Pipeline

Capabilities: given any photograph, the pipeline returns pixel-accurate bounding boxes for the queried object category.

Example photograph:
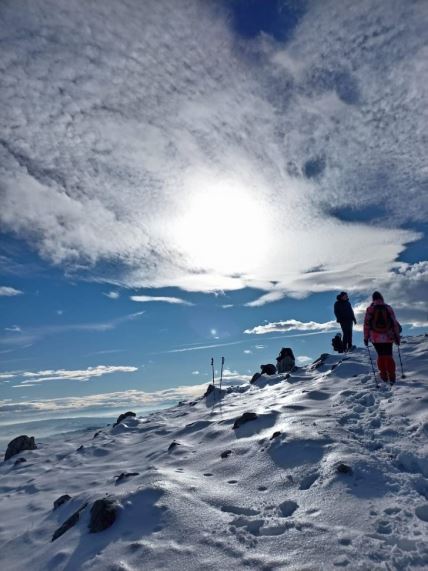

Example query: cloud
[191,370,200,375]
[296,355,313,365]
[243,349,252,354]
[0,311,144,347]
[0,286,23,296]
[104,291,120,299]
[0,384,212,415]
[0,0,426,302]
[4,325,21,332]
[244,319,337,335]
[130,295,193,305]
[5,365,138,385]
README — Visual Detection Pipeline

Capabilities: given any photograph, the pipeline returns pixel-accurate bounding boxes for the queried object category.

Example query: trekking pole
[211,357,215,386]
[397,346,406,379]
[220,357,225,390]
[366,344,379,388]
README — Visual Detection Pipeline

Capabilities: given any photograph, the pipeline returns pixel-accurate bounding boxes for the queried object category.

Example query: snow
[0,335,427,570]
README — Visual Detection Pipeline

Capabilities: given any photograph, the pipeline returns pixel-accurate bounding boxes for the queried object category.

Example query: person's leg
[383,343,396,382]
[373,343,389,382]
[341,323,351,351]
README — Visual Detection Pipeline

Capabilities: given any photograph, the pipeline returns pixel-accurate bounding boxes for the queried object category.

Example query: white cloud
[4,325,21,332]
[0,0,425,301]
[296,355,313,365]
[104,291,120,299]
[0,311,144,347]
[0,286,23,296]
[0,383,212,415]
[6,365,138,385]
[191,370,200,375]
[243,349,252,354]
[244,319,337,335]
[130,295,193,305]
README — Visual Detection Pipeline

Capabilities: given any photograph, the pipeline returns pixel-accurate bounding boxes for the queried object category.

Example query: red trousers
[376,355,396,381]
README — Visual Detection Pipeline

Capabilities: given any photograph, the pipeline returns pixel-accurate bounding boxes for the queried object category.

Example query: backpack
[370,304,393,333]
[332,334,344,353]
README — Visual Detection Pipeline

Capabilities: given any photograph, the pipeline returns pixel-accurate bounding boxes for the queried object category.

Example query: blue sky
[0,0,427,422]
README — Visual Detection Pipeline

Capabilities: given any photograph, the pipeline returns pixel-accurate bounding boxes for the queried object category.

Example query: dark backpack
[371,304,393,333]
[332,334,344,353]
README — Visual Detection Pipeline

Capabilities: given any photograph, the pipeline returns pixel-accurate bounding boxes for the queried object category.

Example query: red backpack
[371,304,393,333]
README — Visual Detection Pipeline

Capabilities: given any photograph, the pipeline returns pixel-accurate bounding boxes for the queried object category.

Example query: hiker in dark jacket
[334,291,357,352]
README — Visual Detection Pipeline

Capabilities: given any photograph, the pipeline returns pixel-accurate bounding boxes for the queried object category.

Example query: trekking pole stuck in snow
[211,357,215,386]
[397,346,406,379]
[366,345,379,388]
[220,357,225,390]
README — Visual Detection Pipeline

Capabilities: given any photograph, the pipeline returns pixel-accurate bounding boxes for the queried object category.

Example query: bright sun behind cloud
[171,170,273,274]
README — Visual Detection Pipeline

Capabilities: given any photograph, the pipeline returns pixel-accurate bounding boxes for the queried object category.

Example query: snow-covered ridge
[1,336,427,570]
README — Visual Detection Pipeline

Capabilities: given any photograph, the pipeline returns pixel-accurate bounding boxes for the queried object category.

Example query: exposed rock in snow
[113,411,136,427]
[88,498,118,533]
[4,435,37,462]
[53,494,72,510]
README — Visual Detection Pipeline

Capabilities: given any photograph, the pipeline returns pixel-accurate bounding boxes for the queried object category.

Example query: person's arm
[351,305,356,324]
[388,306,401,344]
[363,307,371,345]
[334,302,340,322]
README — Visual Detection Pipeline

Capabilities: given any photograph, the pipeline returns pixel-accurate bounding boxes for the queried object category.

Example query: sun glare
[172,174,272,274]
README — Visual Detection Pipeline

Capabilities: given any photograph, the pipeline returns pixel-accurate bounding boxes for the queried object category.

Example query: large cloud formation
[0,0,426,302]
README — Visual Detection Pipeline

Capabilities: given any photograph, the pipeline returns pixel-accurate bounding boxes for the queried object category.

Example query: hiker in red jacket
[363,291,401,384]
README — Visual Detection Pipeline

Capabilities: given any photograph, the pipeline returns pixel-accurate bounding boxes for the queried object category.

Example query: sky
[0,0,427,423]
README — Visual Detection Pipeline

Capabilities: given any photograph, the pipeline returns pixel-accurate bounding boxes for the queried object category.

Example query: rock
[113,411,136,427]
[76,445,84,452]
[52,503,88,541]
[93,431,101,439]
[204,383,215,397]
[221,450,232,459]
[270,431,281,440]
[89,498,118,533]
[14,457,27,466]
[116,472,139,483]
[54,494,72,510]
[4,435,37,461]
[310,353,330,370]
[250,373,261,384]
[233,412,258,430]
[336,462,353,474]
[168,440,180,452]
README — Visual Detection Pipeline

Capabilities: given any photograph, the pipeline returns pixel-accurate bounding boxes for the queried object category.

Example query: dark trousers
[340,321,353,351]
[372,343,393,356]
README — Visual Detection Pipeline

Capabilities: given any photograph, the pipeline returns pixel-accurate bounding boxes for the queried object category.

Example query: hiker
[276,348,295,373]
[334,291,357,352]
[363,291,401,384]
[331,333,344,353]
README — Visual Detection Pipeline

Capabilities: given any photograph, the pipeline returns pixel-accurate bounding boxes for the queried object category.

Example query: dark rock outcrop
[113,411,136,427]
[336,462,353,474]
[89,498,118,533]
[168,440,180,452]
[233,412,258,430]
[221,450,232,459]
[270,431,281,440]
[116,472,139,483]
[53,494,72,510]
[310,354,329,370]
[4,435,37,461]
[204,383,215,397]
[52,503,88,542]
[14,457,27,466]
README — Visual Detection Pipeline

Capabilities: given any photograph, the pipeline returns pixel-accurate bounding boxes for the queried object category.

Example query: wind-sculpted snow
[0,335,427,570]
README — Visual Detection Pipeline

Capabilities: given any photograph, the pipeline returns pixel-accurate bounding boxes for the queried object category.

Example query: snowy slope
[0,336,427,570]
